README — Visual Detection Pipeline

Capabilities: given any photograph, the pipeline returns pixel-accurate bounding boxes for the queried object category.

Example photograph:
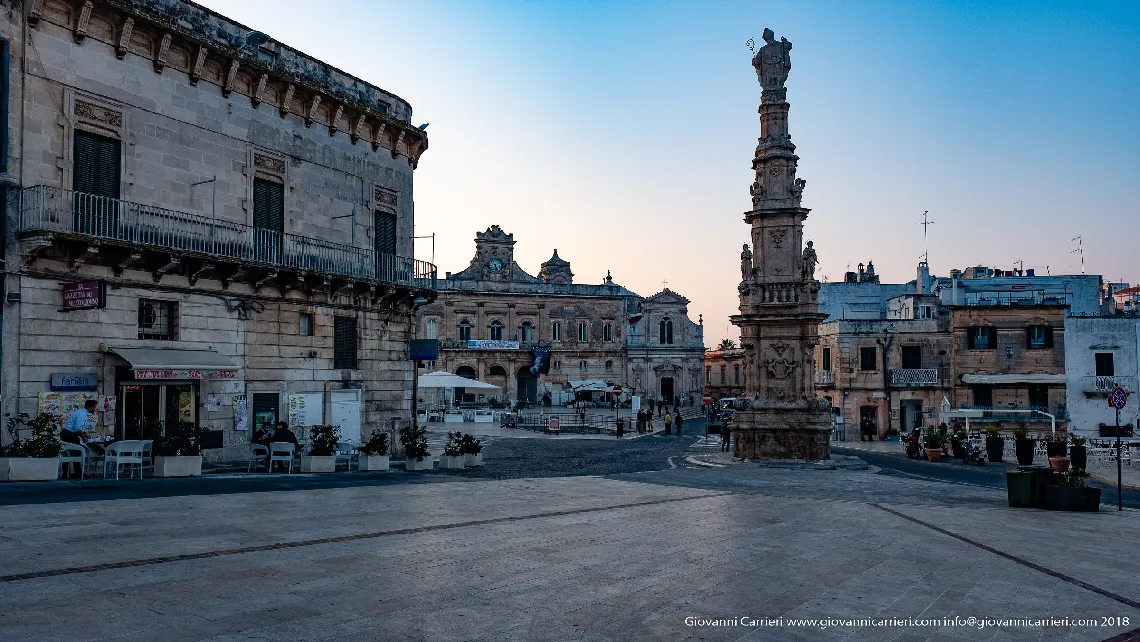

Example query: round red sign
[702,394,713,404]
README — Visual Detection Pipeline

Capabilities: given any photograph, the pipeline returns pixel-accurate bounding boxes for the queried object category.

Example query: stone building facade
[1,0,433,459]
[1064,316,1139,438]
[703,347,746,400]
[416,226,705,405]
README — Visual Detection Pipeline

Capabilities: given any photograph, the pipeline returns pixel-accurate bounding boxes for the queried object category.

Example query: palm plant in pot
[460,433,484,467]
[399,423,432,471]
[301,425,340,473]
[922,427,944,462]
[1046,432,1070,472]
[984,425,1006,463]
[153,420,206,477]
[1068,434,1088,470]
[440,432,466,469]
[0,413,62,481]
[1042,467,1100,511]
[357,430,390,471]
[1013,423,1036,466]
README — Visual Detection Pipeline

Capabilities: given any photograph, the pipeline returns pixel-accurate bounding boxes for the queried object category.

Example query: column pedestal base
[732,407,832,461]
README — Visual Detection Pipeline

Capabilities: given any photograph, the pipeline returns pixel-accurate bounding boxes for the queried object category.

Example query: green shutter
[334,316,357,370]
[374,211,397,255]
[253,178,284,231]
[73,130,120,198]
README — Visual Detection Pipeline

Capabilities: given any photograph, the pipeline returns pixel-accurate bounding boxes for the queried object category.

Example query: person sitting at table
[251,422,274,447]
[272,421,300,448]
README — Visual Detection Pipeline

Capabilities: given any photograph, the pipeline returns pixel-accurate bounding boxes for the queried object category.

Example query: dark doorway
[860,406,878,438]
[516,366,537,403]
[660,377,675,404]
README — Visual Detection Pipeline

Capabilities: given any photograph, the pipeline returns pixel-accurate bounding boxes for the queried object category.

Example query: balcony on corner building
[890,368,941,387]
[813,370,833,386]
[16,186,437,298]
[960,291,1067,307]
[1084,375,1137,395]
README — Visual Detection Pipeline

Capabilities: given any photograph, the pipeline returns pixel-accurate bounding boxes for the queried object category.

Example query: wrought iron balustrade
[1085,375,1136,393]
[813,371,833,386]
[17,185,436,289]
[890,368,940,387]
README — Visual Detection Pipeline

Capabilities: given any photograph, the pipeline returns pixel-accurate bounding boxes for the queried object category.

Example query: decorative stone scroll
[375,188,397,207]
[74,100,122,128]
[253,152,286,175]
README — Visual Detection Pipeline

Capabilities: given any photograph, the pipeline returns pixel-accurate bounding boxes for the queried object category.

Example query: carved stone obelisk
[730,28,831,460]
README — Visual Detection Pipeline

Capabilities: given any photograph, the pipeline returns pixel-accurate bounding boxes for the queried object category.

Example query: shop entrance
[119,381,197,440]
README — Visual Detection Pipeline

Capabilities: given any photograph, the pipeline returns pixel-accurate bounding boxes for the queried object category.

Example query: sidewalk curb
[1089,471,1140,490]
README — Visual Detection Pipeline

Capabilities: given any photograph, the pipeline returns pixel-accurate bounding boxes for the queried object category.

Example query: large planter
[1048,456,1071,473]
[925,448,943,462]
[0,457,59,482]
[1015,439,1037,465]
[986,437,1006,463]
[1069,445,1087,470]
[358,454,389,471]
[440,455,466,469]
[1046,441,1068,458]
[153,455,202,478]
[1042,485,1101,512]
[405,457,433,471]
[463,453,483,467]
[299,455,336,473]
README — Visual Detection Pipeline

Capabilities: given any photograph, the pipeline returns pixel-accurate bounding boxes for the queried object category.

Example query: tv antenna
[746,37,756,54]
[1071,236,1084,274]
[919,210,934,264]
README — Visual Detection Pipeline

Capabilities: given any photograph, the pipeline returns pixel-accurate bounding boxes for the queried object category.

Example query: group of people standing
[635,406,684,435]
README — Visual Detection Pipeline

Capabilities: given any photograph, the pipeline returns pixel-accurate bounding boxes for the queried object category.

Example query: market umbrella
[416,371,500,390]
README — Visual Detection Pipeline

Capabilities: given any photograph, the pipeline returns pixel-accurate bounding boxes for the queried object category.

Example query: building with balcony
[415,226,705,405]
[1,0,433,459]
[1065,316,1140,438]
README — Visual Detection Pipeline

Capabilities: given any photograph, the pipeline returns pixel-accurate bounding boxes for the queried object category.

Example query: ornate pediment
[644,288,690,305]
[653,362,682,374]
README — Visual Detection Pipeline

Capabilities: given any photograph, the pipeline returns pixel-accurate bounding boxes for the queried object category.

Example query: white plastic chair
[59,443,86,479]
[104,440,145,479]
[141,440,154,475]
[248,443,269,472]
[268,442,295,473]
[335,442,356,471]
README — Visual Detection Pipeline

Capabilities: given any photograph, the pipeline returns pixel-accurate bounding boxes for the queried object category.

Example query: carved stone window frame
[62,89,129,195]
[368,183,399,248]
[246,146,288,225]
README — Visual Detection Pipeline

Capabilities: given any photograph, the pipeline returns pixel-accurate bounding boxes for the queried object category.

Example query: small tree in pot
[922,428,945,462]
[153,421,206,477]
[358,430,390,471]
[400,423,432,471]
[460,433,484,467]
[301,425,340,473]
[1046,432,1070,472]
[1013,423,1036,466]
[1069,434,1088,470]
[984,425,1005,463]
[949,423,967,459]
[0,413,63,481]
[440,431,466,469]
[1042,467,1101,511]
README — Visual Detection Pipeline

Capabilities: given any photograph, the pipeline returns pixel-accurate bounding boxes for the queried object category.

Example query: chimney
[949,269,962,305]
[916,261,930,294]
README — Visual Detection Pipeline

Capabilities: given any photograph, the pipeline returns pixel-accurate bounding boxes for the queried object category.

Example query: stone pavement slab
[0,470,1136,641]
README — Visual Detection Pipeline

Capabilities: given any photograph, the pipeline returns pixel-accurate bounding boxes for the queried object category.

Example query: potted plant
[883,427,901,442]
[1042,467,1100,511]
[153,420,206,477]
[400,423,433,471]
[460,433,484,467]
[357,430,390,471]
[440,432,466,469]
[1013,424,1036,466]
[984,425,1005,463]
[300,425,340,473]
[1069,434,1088,470]
[923,428,944,462]
[949,427,967,460]
[0,413,62,482]
[1045,432,1068,458]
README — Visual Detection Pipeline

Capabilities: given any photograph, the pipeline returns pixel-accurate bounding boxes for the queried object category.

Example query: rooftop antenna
[919,210,934,264]
[1071,236,1084,274]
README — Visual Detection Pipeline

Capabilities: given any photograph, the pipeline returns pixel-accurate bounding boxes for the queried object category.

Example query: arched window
[489,319,503,341]
[603,323,613,342]
[520,321,534,343]
[659,317,673,344]
[605,360,614,372]
[552,322,562,342]
[458,318,472,342]
[579,360,588,372]
[425,318,437,339]
[489,365,507,377]
[578,322,589,342]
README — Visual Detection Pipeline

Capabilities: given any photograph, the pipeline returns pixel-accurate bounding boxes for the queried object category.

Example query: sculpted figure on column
[802,241,818,281]
[752,28,792,91]
[740,244,754,282]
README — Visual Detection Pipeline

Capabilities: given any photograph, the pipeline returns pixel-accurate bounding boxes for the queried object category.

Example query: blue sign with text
[51,372,98,391]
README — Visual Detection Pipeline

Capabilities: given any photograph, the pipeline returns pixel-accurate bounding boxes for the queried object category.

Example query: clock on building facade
[487,258,504,274]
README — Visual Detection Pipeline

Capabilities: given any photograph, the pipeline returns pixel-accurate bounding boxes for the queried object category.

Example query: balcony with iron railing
[1083,375,1137,394]
[890,368,942,387]
[813,370,833,386]
[16,185,436,294]
[959,291,1068,307]
[967,404,1070,421]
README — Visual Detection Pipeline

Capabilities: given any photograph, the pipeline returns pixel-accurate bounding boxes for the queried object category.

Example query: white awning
[569,380,609,392]
[417,371,500,390]
[960,374,1067,385]
[108,346,239,380]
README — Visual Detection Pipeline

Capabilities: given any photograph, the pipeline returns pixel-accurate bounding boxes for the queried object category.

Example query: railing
[18,185,436,289]
[1085,375,1136,393]
[890,368,940,387]
[961,291,1067,307]
[814,371,833,386]
[969,405,1069,421]
[502,412,617,435]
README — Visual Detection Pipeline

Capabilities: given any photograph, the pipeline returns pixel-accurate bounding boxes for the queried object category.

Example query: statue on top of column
[802,241,818,281]
[740,244,754,282]
[752,28,792,92]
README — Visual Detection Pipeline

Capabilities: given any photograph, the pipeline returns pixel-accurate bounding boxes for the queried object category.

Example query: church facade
[415,226,706,405]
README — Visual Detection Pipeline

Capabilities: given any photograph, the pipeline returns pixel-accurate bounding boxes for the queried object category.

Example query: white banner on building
[467,340,519,350]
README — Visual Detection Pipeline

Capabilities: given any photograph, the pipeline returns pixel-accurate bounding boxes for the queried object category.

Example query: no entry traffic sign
[1109,387,1128,410]
[702,394,713,404]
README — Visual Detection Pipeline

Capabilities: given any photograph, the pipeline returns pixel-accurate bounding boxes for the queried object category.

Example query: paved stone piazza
[1,434,1138,642]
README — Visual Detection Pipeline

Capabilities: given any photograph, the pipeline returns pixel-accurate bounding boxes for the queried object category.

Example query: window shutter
[253,178,284,231]
[95,135,121,198]
[374,211,397,255]
[1026,327,1033,349]
[334,316,357,370]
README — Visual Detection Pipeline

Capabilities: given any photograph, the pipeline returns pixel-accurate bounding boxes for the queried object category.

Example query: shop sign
[410,339,439,361]
[467,339,519,350]
[61,280,105,311]
[134,369,238,380]
[50,372,98,391]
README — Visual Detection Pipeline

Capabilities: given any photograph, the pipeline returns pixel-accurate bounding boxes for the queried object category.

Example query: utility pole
[919,210,934,264]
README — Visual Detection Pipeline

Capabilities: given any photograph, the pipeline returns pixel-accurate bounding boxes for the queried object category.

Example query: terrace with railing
[16,186,436,292]
[959,291,1068,307]
[890,368,941,387]
[1084,375,1137,394]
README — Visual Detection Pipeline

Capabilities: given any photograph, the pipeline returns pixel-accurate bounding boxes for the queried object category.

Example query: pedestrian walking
[664,411,673,435]
[647,410,655,432]
[636,409,646,433]
[676,411,684,434]
[722,423,731,453]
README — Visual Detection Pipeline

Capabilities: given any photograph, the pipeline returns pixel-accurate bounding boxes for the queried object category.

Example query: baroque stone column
[730,28,831,460]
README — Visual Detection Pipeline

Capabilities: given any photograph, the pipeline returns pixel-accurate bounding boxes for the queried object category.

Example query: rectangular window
[551,322,561,342]
[969,326,995,350]
[1095,352,1115,377]
[916,305,933,319]
[859,347,877,371]
[1026,325,1052,349]
[901,345,922,369]
[459,323,471,342]
[972,385,993,408]
[1028,384,1049,409]
[374,210,397,255]
[73,130,121,198]
[489,323,503,341]
[299,312,313,337]
[333,316,358,370]
[578,322,588,342]
[821,347,831,372]
[253,178,284,263]
[138,299,178,340]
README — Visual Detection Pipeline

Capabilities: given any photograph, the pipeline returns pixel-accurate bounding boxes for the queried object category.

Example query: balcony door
[73,130,120,237]
[375,210,397,282]
[901,345,922,370]
[253,178,284,264]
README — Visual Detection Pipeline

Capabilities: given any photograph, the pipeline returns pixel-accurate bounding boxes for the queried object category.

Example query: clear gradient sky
[199,0,1140,343]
